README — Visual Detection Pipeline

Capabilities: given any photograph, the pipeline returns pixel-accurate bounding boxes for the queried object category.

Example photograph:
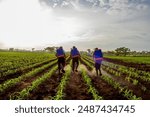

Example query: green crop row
[0,52,55,72]
[101,75,142,100]
[80,67,103,100]
[102,61,150,82]
[81,56,142,100]
[0,60,57,94]
[102,64,148,92]
[0,58,56,79]
[82,55,150,79]
[14,65,58,100]
[53,65,71,100]
[105,56,150,64]
[80,58,94,70]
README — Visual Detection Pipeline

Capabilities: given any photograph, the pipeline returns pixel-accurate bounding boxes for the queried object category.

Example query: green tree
[32,48,35,51]
[115,47,130,56]
[44,46,56,52]
[9,48,14,51]
[87,49,91,53]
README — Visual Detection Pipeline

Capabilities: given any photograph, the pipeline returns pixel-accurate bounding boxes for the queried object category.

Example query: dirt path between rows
[28,73,61,100]
[64,72,93,100]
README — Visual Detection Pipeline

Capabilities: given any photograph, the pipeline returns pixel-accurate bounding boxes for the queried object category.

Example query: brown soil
[1,56,149,100]
[81,64,127,100]
[64,72,93,100]
[27,73,61,100]
[102,69,150,100]
[82,57,150,99]
[102,64,150,90]
[104,58,150,72]
[90,75,127,100]
[26,57,71,100]
[0,62,57,99]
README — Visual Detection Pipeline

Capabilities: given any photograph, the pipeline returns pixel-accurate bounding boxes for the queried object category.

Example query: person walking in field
[70,46,80,72]
[56,46,66,74]
[93,48,103,76]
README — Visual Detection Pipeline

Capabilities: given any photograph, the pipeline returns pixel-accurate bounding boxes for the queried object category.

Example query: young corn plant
[125,76,131,83]
[1,58,56,79]
[101,75,142,100]
[81,58,94,70]
[16,65,58,99]
[132,79,139,86]
[103,61,150,83]
[81,67,103,100]
[123,89,142,100]
[141,86,147,92]
[54,65,71,100]
[0,60,57,95]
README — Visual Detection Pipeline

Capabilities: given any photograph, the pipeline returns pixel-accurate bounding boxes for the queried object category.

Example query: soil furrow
[27,73,61,100]
[101,69,150,100]
[64,72,93,100]
[81,63,127,100]
[0,62,57,99]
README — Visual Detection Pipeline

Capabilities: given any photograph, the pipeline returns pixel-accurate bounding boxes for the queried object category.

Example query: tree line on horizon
[0,47,150,56]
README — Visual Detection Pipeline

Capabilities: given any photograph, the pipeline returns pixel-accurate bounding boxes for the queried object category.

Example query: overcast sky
[0,0,150,51]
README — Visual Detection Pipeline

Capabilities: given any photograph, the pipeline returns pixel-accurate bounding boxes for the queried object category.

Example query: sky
[0,0,150,51]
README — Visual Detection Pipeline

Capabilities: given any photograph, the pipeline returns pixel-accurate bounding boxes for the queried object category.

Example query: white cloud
[0,0,85,49]
[0,0,149,51]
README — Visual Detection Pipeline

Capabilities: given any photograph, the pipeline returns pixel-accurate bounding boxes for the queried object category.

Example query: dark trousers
[58,57,65,72]
[95,63,102,76]
[72,57,79,71]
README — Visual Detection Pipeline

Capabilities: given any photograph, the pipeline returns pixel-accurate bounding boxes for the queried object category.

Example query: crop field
[104,56,150,71]
[0,52,150,100]
[105,56,150,64]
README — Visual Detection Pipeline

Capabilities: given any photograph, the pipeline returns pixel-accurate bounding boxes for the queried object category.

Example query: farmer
[56,46,66,74]
[93,48,103,76]
[70,46,80,72]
